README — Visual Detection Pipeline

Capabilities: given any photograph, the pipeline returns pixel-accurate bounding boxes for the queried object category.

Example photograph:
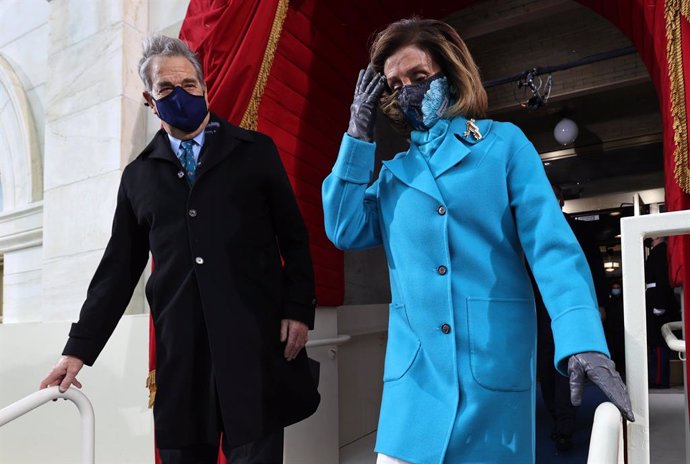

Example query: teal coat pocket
[384,303,421,382]
[467,297,535,391]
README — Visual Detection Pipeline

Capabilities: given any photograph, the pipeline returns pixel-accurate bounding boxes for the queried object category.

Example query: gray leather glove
[569,352,635,422]
[347,64,386,142]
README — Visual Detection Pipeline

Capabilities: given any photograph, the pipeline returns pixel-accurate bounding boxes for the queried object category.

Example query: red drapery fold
[180,0,285,126]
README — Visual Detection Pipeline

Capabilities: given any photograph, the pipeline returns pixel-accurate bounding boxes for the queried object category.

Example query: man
[40,35,320,464]
[605,281,625,379]
[645,236,680,388]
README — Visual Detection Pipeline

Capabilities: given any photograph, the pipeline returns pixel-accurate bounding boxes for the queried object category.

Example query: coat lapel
[143,130,181,166]
[382,146,444,203]
[141,114,254,181]
[382,116,494,202]
[427,120,471,179]
[427,116,494,178]
[196,115,253,180]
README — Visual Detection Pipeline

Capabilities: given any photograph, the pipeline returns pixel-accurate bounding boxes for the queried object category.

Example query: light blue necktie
[178,140,197,184]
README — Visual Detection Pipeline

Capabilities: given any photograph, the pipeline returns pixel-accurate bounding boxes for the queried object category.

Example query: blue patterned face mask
[397,73,450,131]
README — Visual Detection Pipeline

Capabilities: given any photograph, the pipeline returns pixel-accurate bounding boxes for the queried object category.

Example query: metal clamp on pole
[0,386,95,464]
[306,334,353,360]
[661,321,686,360]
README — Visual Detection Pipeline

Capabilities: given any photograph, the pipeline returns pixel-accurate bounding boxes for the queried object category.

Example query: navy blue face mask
[154,86,208,133]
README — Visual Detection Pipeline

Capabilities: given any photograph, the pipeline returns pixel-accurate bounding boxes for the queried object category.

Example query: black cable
[483,46,637,88]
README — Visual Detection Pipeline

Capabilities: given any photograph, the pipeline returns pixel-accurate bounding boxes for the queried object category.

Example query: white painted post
[620,209,690,464]
[587,402,623,464]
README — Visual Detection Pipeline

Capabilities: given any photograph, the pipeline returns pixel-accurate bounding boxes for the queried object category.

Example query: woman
[322,18,632,464]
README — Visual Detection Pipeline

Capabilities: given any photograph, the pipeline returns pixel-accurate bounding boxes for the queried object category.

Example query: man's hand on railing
[568,352,635,422]
[40,355,85,393]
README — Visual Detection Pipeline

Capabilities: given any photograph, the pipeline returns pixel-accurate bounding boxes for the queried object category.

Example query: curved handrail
[587,402,623,464]
[0,386,94,464]
[661,321,686,355]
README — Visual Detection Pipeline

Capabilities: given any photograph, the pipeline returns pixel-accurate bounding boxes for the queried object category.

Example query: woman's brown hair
[370,17,488,134]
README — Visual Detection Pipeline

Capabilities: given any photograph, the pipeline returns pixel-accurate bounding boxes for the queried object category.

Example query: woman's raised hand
[347,64,386,142]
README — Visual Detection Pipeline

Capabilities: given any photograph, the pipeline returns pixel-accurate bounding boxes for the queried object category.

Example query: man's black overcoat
[63,114,320,448]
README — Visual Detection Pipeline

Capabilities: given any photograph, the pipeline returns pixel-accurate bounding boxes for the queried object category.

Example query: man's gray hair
[138,35,205,92]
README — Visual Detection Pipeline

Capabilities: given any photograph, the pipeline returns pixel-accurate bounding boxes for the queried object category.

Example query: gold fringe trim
[146,369,156,409]
[240,0,290,130]
[666,0,690,194]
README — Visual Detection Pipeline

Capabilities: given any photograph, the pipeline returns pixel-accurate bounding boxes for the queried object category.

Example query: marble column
[42,0,149,321]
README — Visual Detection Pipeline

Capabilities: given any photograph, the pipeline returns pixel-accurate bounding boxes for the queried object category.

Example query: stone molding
[0,202,43,252]
[0,54,43,209]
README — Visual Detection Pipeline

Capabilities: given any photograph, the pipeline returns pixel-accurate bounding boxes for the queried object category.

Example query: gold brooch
[463,118,483,141]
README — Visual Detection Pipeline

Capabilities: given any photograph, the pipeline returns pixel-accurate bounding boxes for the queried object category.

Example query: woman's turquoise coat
[322,116,609,464]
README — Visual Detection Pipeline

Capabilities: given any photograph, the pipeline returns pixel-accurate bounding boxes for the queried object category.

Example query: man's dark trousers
[158,429,284,464]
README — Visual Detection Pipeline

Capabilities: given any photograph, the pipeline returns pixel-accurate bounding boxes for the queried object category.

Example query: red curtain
[180,0,284,126]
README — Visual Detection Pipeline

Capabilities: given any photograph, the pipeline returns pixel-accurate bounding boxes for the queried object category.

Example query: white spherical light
[554,118,579,145]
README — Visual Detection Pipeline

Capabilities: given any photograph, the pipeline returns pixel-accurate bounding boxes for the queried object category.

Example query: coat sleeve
[505,125,609,374]
[322,134,382,250]
[262,135,317,328]
[62,175,150,366]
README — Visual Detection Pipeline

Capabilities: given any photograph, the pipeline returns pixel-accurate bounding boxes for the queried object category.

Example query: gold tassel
[146,369,157,409]
[240,0,290,130]
[665,0,690,193]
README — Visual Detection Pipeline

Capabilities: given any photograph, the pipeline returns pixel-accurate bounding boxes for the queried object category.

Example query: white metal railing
[587,402,624,464]
[662,321,686,357]
[307,334,352,360]
[306,334,351,348]
[0,386,94,464]
[620,209,690,464]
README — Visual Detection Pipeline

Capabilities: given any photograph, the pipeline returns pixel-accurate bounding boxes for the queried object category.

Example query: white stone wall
[0,0,47,322]
[0,315,153,463]
[0,0,191,323]
[0,0,48,159]
[42,0,149,321]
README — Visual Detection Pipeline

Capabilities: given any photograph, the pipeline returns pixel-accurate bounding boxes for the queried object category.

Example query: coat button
[177,171,185,178]
[195,257,204,265]
[437,205,446,215]
[437,265,447,275]
[188,209,197,217]
[441,323,452,334]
